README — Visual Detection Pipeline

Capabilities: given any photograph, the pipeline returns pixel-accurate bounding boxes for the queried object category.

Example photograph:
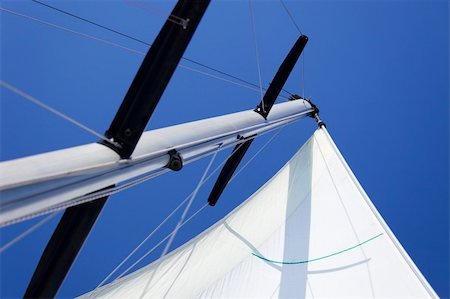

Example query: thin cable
[0,8,146,56]
[0,168,170,228]
[1,7,293,102]
[134,149,220,298]
[278,0,306,99]
[90,194,190,293]
[108,130,282,285]
[86,204,208,299]
[282,87,295,97]
[88,128,284,293]
[302,52,305,99]
[0,212,58,254]
[279,0,303,34]
[106,133,276,282]
[90,144,237,292]
[248,0,265,111]
[179,64,289,101]
[230,127,284,182]
[31,0,150,45]
[104,144,243,284]
[115,203,209,281]
[0,80,118,147]
[1,122,279,227]
[160,147,219,259]
[29,0,294,98]
[182,57,288,97]
[124,0,188,28]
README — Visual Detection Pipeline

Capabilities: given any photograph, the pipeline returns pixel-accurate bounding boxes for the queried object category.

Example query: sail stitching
[90,130,283,293]
[252,233,384,264]
[320,128,439,297]
[313,130,377,297]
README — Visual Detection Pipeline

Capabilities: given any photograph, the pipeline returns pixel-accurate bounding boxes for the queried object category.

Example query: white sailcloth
[80,128,437,298]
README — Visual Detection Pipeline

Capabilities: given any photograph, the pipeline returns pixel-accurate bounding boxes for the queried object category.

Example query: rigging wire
[230,126,284,182]
[248,0,265,112]
[0,80,119,147]
[116,203,209,282]
[0,8,145,56]
[123,0,189,28]
[29,0,293,98]
[31,0,149,45]
[178,64,289,101]
[0,212,59,254]
[0,113,299,228]
[278,0,306,98]
[88,145,238,294]
[160,147,220,259]
[88,188,191,294]
[90,128,283,291]
[116,130,283,279]
[89,143,244,294]
[135,149,221,299]
[112,129,284,284]
[0,7,291,102]
[302,51,305,99]
[279,0,303,35]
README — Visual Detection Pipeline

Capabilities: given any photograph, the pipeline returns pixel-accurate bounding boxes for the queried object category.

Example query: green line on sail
[252,233,384,265]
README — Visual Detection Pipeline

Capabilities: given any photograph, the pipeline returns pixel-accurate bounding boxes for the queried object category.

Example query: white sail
[80,128,437,298]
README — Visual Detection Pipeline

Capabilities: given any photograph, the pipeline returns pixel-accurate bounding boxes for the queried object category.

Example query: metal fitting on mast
[289,94,326,128]
[166,149,183,171]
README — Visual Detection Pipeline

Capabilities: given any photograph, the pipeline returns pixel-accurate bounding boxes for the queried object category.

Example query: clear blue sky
[1,1,448,298]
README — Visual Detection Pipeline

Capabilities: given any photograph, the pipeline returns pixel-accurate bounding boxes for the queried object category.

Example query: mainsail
[80,128,437,298]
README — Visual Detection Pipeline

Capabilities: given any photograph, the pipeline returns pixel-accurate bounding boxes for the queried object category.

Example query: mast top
[289,94,326,128]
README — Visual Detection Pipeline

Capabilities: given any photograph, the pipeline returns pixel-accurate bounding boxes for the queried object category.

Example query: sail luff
[78,128,437,298]
[320,128,439,298]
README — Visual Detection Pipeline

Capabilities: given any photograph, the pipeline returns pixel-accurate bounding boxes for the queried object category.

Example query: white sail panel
[80,128,437,298]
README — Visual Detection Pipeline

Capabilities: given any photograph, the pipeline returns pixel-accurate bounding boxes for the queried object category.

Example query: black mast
[208,35,308,206]
[24,1,210,298]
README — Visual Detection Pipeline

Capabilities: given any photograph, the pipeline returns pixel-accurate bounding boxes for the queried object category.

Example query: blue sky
[1,0,448,298]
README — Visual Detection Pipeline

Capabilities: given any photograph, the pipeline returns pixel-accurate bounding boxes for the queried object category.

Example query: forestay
[80,128,437,298]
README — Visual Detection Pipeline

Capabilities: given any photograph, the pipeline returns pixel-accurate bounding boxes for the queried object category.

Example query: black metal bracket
[166,149,183,171]
[207,35,308,207]
[26,1,211,298]
[254,35,308,119]
[304,97,325,128]
[207,138,254,206]
[289,94,325,128]
[100,0,211,159]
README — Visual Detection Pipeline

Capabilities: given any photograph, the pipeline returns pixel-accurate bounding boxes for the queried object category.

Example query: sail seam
[321,128,439,298]
[251,233,384,264]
